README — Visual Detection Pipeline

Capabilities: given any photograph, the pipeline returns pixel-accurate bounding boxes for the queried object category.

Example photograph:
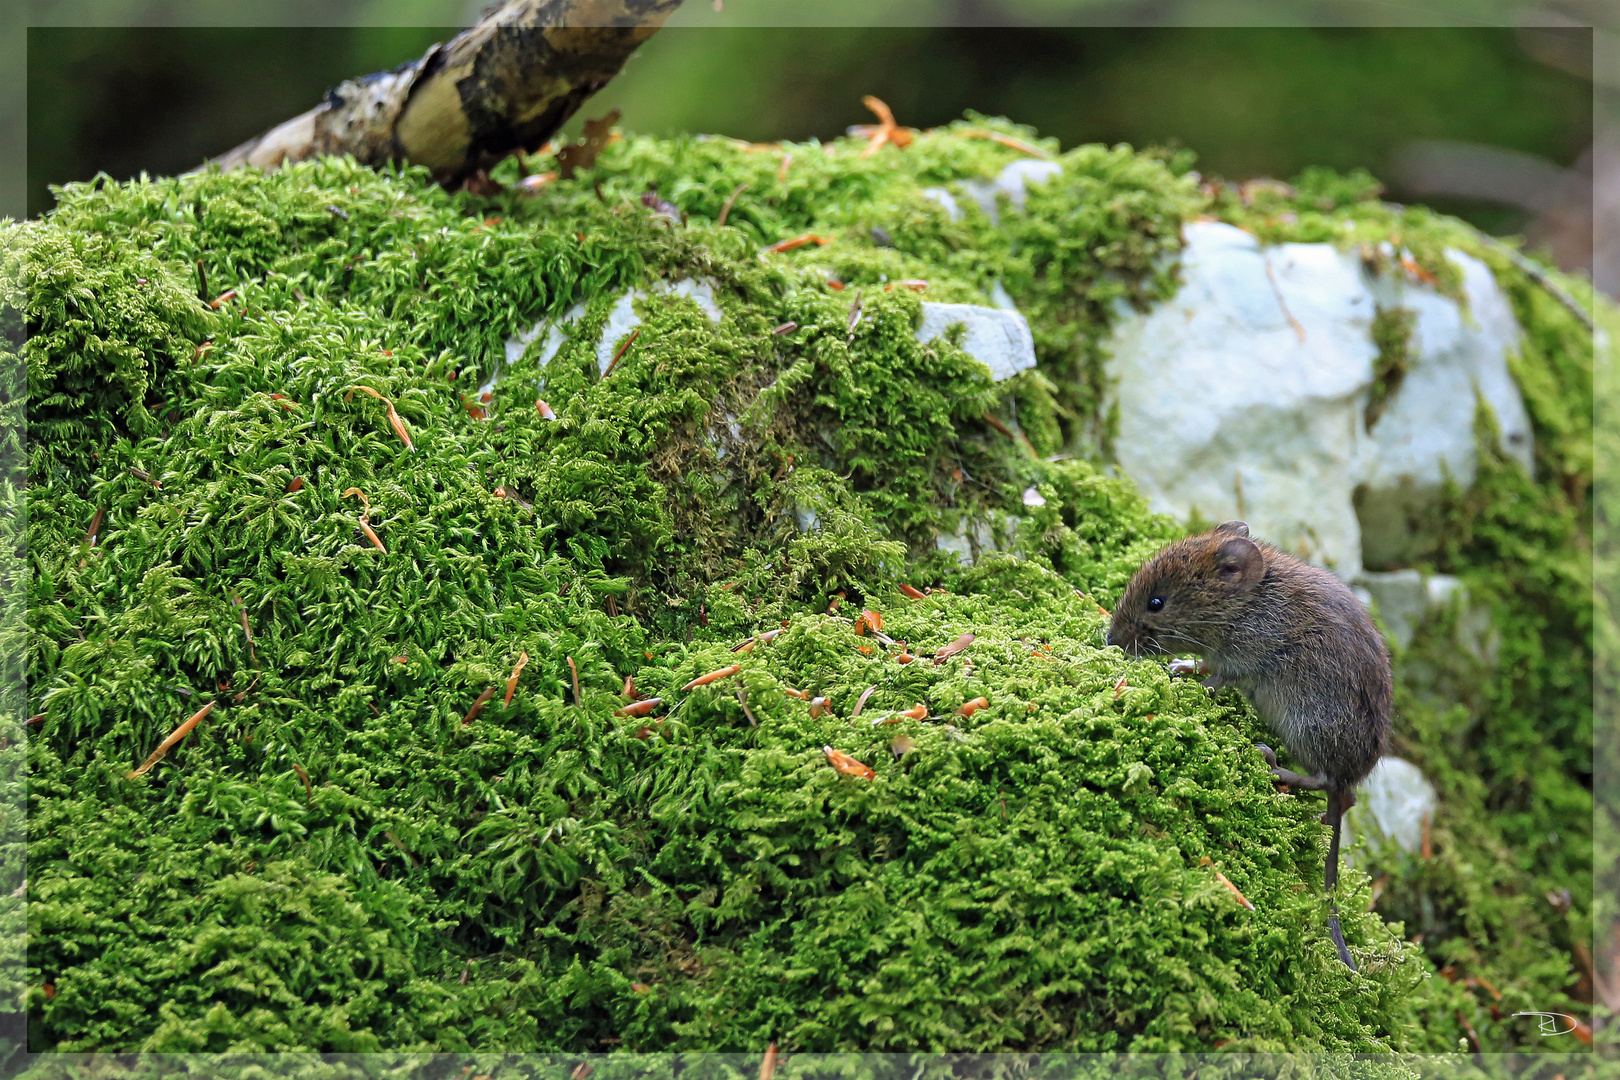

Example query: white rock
[988,279,1019,311]
[500,280,725,385]
[1105,221,1533,579]
[1344,756,1438,863]
[916,302,1037,381]
[962,160,1065,225]
[922,187,961,222]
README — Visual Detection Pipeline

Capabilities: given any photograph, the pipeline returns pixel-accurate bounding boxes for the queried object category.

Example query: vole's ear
[1214,520,1250,538]
[1214,535,1264,591]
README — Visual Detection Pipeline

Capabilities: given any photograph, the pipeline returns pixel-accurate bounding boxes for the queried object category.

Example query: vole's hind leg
[1254,745,1333,793]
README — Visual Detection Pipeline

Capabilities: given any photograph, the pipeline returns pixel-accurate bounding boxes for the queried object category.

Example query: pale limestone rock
[915,302,1037,381]
[1344,756,1439,863]
[1105,221,1533,579]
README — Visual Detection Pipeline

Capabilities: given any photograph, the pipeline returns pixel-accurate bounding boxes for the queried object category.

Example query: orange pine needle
[957,697,989,717]
[896,652,916,664]
[503,651,529,706]
[616,698,663,718]
[568,655,582,706]
[345,385,414,450]
[823,746,874,780]
[536,399,557,420]
[209,289,237,309]
[783,687,809,700]
[286,476,304,493]
[856,95,915,157]
[899,703,927,720]
[461,687,497,725]
[853,609,883,635]
[1112,675,1129,700]
[1199,857,1255,910]
[682,663,741,691]
[764,232,829,254]
[899,583,926,600]
[128,700,217,777]
[357,519,387,554]
[809,696,830,718]
[776,153,793,181]
[760,1042,778,1080]
[604,326,641,376]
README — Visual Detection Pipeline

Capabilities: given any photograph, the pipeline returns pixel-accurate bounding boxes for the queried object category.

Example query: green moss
[6,126,1597,1056]
[1364,305,1415,431]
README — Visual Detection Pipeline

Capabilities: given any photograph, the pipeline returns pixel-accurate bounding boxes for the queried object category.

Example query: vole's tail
[1325,786,1357,971]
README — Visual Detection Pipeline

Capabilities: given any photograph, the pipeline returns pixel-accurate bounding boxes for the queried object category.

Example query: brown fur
[1107,520,1392,970]
[1107,521,1390,789]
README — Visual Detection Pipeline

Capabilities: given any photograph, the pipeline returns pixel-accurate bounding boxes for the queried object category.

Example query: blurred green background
[26,17,1596,270]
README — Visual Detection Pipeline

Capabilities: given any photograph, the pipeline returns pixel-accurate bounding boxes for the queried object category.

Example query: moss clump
[4,121,1595,1056]
[1364,304,1414,431]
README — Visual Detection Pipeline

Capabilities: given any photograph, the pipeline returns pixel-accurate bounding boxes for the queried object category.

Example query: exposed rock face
[504,282,1037,389]
[913,301,1037,381]
[1104,221,1533,579]
[1344,756,1439,863]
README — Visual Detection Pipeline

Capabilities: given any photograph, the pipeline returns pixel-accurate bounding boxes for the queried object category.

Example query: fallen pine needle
[568,656,581,706]
[961,128,1053,158]
[357,519,387,554]
[604,326,641,377]
[462,687,497,725]
[504,651,529,706]
[1200,856,1256,910]
[291,762,313,800]
[346,385,414,451]
[737,687,758,727]
[764,232,828,254]
[616,698,662,718]
[823,746,874,780]
[682,663,741,691]
[129,700,217,777]
[760,1042,777,1080]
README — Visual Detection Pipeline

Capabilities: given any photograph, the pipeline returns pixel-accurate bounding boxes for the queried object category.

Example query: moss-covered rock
[3,119,1597,1057]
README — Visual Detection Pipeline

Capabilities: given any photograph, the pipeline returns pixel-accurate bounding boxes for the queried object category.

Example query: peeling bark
[212,0,680,185]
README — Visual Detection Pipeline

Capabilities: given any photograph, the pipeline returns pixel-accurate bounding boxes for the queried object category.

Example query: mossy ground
[0,119,1600,1062]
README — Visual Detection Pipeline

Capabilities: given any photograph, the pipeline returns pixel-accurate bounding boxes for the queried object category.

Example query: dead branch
[212,0,681,186]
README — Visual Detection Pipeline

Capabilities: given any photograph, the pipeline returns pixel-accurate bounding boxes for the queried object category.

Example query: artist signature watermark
[1513,1011,1580,1036]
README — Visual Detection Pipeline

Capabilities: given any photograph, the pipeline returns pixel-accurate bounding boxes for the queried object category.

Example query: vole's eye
[1147,596,1165,613]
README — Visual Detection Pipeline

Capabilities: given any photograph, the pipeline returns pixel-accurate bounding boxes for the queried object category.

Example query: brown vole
[1106,520,1391,970]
